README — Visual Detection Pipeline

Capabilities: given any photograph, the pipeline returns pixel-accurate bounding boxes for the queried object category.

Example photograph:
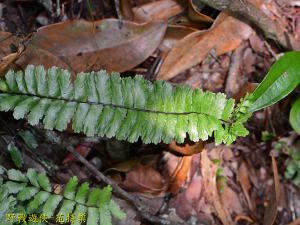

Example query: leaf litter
[0,1,300,225]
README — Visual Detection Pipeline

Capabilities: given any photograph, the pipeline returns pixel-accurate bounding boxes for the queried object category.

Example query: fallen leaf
[120,0,134,21]
[220,185,244,215]
[63,143,93,164]
[0,44,24,74]
[188,0,214,23]
[169,155,193,194]
[122,164,167,197]
[288,216,300,225]
[237,161,254,211]
[201,149,234,225]
[157,13,253,80]
[28,19,167,73]
[160,25,198,52]
[263,156,280,225]
[132,0,183,23]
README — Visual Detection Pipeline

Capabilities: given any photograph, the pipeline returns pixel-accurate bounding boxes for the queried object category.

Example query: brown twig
[197,0,300,50]
[67,146,185,225]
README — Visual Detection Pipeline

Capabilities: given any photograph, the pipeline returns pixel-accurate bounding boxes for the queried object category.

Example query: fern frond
[0,65,251,144]
[0,169,125,225]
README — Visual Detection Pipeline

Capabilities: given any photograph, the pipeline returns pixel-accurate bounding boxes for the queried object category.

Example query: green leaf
[250,51,300,112]
[27,191,50,214]
[290,98,300,135]
[75,182,89,204]
[7,169,28,182]
[57,199,76,221]
[109,200,126,220]
[99,205,112,225]
[0,65,249,144]
[98,186,112,206]
[18,130,38,150]
[26,169,39,187]
[42,194,63,217]
[4,181,27,194]
[7,143,23,168]
[64,176,78,200]
[17,187,39,201]
[71,204,87,225]
[37,172,51,192]
[86,188,101,207]
[87,207,99,225]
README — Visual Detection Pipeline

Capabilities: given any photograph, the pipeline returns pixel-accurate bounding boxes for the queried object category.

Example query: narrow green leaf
[86,188,101,207]
[87,207,99,225]
[7,143,23,168]
[58,199,76,221]
[42,194,63,217]
[98,186,112,206]
[26,168,39,187]
[27,191,50,214]
[37,172,51,192]
[99,205,112,225]
[250,51,300,112]
[75,182,89,204]
[64,176,78,200]
[18,130,38,150]
[71,204,87,225]
[290,98,300,135]
[109,199,126,220]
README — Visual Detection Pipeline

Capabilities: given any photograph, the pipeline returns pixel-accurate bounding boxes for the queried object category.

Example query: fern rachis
[0,65,251,144]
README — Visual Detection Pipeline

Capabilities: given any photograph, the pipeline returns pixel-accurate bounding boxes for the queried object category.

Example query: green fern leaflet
[0,168,125,225]
[0,65,252,144]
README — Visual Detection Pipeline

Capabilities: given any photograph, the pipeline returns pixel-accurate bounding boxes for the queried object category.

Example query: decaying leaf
[201,149,234,225]
[263,156,280,225]
[132,0,183,22]
[28,19,167,73]
[157,13,253,80]
[187,0,214,23]
[237,161,254,211]
[122,164,167,197]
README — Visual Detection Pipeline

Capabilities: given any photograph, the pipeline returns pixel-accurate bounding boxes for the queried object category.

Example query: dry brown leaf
[132,0,183,22]
[29,19,167,73]
[16,47,72,72]
[237,161,254,211]
[160,25,198,52]
[188,0,214,23]
[122,164,167,197]
[263,156,280,225]
[287,216,300,225]
[220,185,244,215]
[169,155,193,194]
[120,0,134,21]
[157,13,253,80]
[0,44,24,74]
[201,149,234,225]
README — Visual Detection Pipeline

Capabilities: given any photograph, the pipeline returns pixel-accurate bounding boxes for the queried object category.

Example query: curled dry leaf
[132,0,183,23]
[160,25,198,52]
[263,156,280,225]
[237,161,254,211]
[188,0,214,23]
[157,13,253,80]
[29,19,167,73]
[122,164,167,197]
[201,149,234,225]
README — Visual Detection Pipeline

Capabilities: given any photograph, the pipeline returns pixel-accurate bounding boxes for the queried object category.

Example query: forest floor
[0,0,300,225]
